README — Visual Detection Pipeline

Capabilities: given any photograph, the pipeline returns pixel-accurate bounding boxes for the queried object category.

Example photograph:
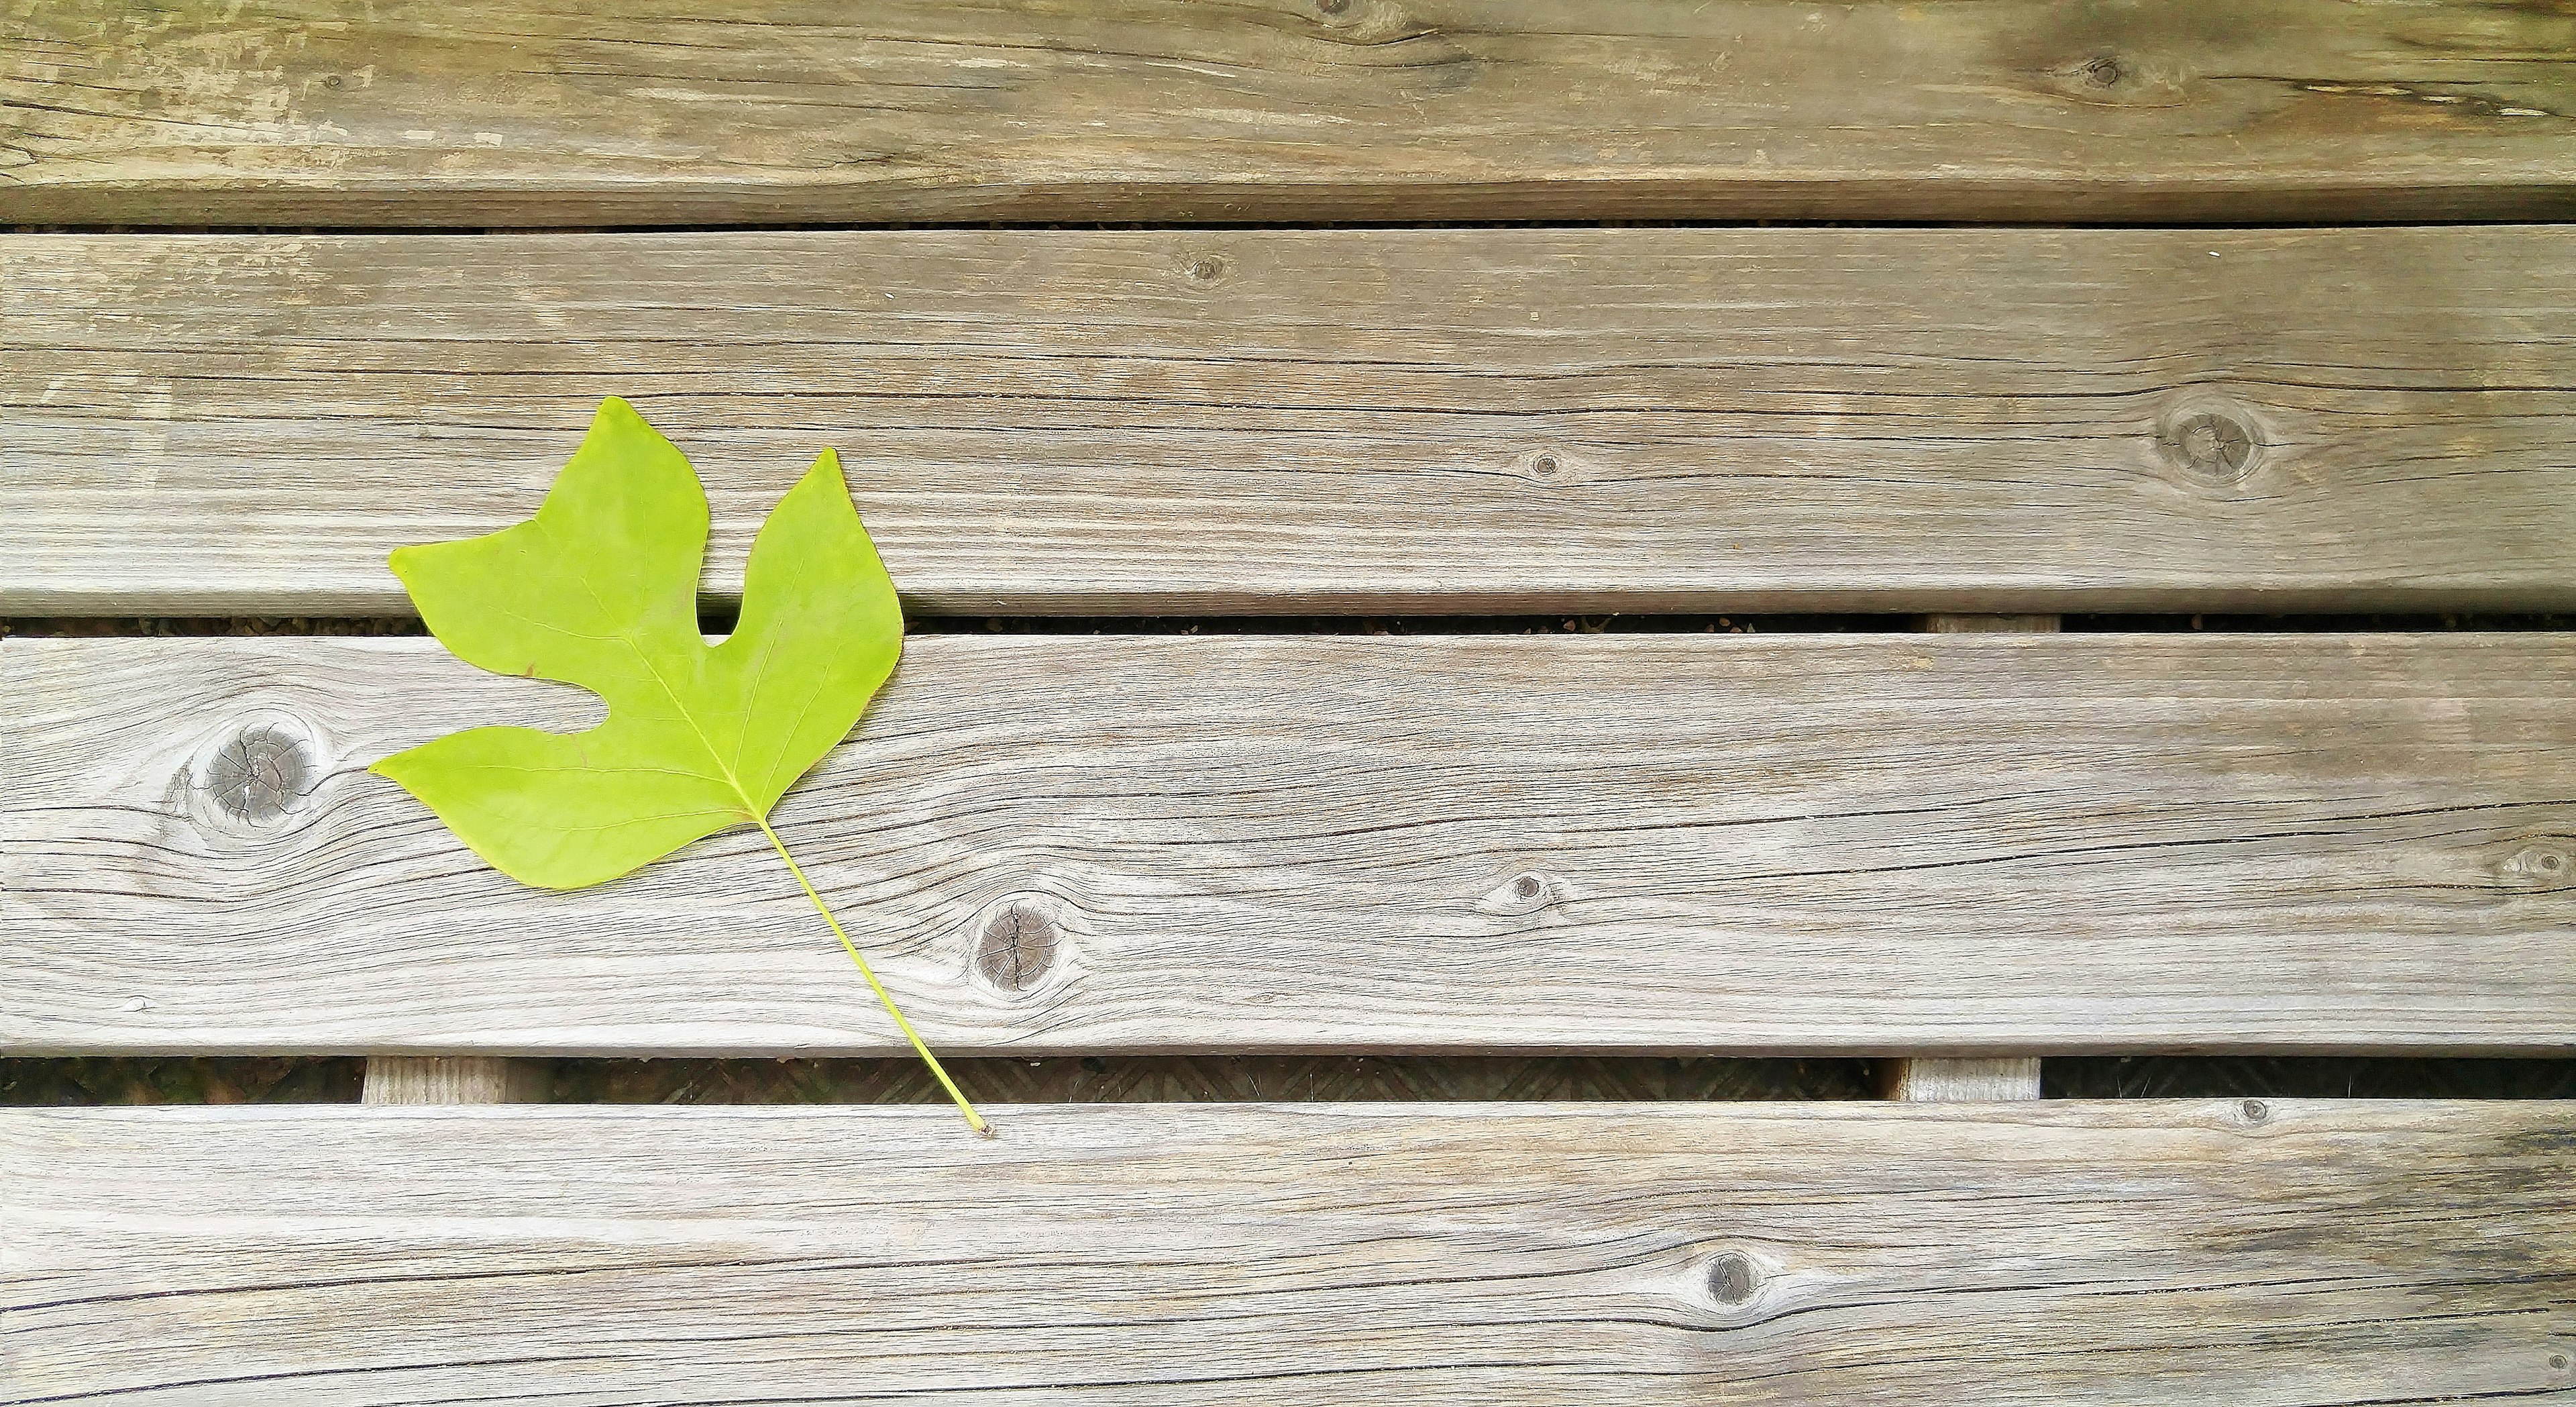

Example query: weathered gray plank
[1875,613,2050,1092]
[7,632,2573,1057]
[9,227,2576,616]
[5,1,2573,226]
[1923,615,2065,637]
[1882,1057,2044,1102]
[1876,614,2061,1098]
[360,1055,548,1104]
[5,1100,2571,1404]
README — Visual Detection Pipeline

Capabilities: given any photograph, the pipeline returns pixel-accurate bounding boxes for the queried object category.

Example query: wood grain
[1882,1057,2044,1102]
[9,227,2576,616]
[8,631,2574,1057]
[5,1,2573,226]
[1877,614,2060,1099]
[6,1100,2572,1404]
[360,1055,548,1104]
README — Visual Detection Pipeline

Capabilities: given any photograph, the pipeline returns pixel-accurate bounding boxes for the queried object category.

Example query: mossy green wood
[372,397,900,888]
[371,397,987,1133]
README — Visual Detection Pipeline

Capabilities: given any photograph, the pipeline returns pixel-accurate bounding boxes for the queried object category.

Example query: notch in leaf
[372,397,988,1135]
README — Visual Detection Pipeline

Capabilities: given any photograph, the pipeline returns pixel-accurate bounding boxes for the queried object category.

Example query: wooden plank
[5,1,2574,227]
[1881,1057,2044,1102]
[360,1055,549,1104]
[7,631,2574,1057]
[1878,613,2061,1100]
[9,227,2576,617]
[1923,615,2065,637]
[6,1100,2572,1404]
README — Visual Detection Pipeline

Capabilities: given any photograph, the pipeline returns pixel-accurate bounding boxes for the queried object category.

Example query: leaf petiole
[753,817,993,1137]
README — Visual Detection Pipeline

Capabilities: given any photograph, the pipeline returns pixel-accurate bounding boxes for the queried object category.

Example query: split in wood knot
[1707,1251,1760,1304]
[976,904,1061,991]
[1183,254,1228,284]
[2080,55,2123,87]
[2156,403,2263,484]
[205,725,310,823]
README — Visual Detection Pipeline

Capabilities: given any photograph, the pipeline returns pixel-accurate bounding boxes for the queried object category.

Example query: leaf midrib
[542,515,763,826]
[625,635,761,823]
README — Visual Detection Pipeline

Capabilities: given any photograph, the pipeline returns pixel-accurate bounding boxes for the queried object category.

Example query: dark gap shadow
[2047,1057,2576,1100]
[1,1057,366,1106]
[13,1055,2576,1106]
[13,611,2571,641]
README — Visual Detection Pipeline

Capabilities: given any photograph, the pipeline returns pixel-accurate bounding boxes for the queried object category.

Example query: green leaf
[370,399,988,1134]
[370,397,902,890]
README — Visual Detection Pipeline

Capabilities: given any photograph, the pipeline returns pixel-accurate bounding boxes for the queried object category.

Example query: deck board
[8,632,2573,1057]
[5,1,2574,225]
[9,227,2576,616]
[6,1100,2571,1404]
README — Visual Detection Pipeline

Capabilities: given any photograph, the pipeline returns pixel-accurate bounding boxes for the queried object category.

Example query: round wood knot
[1491,871,1556,915]
[206,725,310,823]
[1707,1251,1760,1304]
[1529,453,1561,479]
[2081,55,2123,87]
[2500,842,2572,890]
[1184,254,1228,284]
[2240,1098,2270,1125]
[976,905,1061,991]
[2159,409,2260,483]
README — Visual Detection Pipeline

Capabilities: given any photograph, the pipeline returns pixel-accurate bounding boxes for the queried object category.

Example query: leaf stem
[753,817,991,1137]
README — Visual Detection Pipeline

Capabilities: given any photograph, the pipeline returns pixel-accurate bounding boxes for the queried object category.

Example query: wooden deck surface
[9,227,2576,616]
[7,7,2575,1400]
[9,1100,2572,1405]
[11,631,2573,1057]
[7,1,2574,225]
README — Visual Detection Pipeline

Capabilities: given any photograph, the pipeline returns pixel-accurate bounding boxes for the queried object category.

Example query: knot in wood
[1511,873,1544,900]
[1707,1251,1759,1304]
[2161,410,2259,482]
[976,905,1061,991]
[1529,453,1560,478]
[2081,55,2123,87]
[2502,842,2571,889]
[2240,1098,2270,1125]
[207,725,309,823]
[1316,0,1350,13]
[1184,254,1227,284]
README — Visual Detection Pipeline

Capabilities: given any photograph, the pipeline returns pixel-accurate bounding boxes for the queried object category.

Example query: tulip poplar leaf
[372,397,900,888]
[370,397,987,1133]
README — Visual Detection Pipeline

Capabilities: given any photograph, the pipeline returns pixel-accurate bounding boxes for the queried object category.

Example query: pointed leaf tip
[802,446,849,494]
